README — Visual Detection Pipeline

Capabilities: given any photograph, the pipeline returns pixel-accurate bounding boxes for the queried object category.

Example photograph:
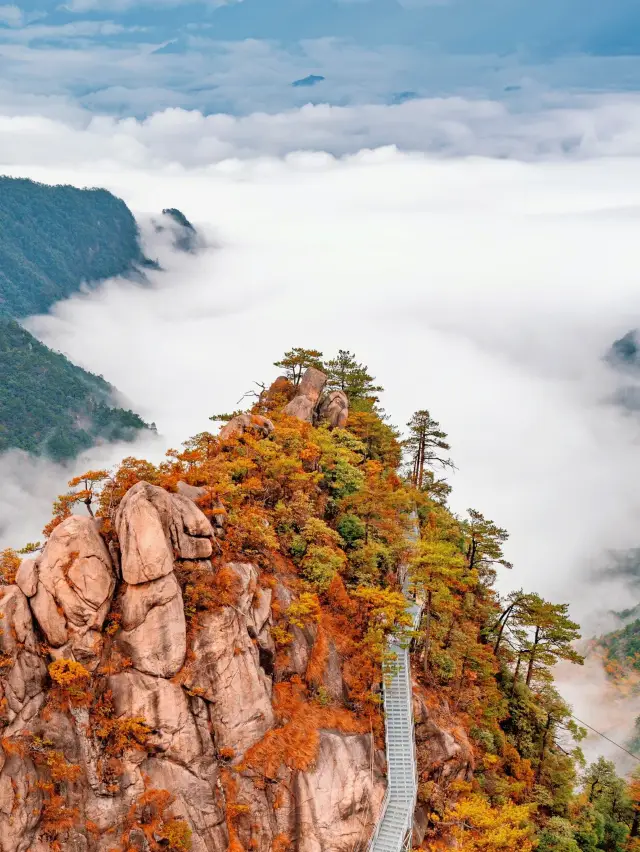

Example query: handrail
[368,515,422,852]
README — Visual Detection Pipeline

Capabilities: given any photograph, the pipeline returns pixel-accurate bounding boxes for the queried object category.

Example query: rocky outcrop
[0,586,47,732]
[17,515,116,668]
[219,414,274,442]
[318,389,349,429]
[115,481,214,584]
[295,731,386,851]
[117,572,186,677]
[0,477,398,852]
[412,691,474,847]
[284,368,327,423]
[183,563,275,758]
[112,481,216,677]
[282,368,350,429]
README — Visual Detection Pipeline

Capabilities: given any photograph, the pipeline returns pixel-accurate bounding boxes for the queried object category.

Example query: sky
[2,0,640,118]
[5,0,640,764]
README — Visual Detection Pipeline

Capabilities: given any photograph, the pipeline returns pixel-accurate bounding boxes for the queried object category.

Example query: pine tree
[463,508,513,582]
[273,348,324,386]
[324,350,383,404]
[404,409,455,489]
[517,595,584,687]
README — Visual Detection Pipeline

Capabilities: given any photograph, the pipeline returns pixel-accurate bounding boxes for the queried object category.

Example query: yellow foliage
[0,548,20,584]
[287,592,321,628]
[445,794,535,852]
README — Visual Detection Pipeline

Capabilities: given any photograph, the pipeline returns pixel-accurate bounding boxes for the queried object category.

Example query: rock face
[296,732,386,851]
[219,413,275,442]
[0,478,396,852]
[282,368,349,428]
[0,586,47,732]
[117,572,186,677]
[318,389,349,429]
[17,515,116,667]
[183,563,275,758]
[115,481,214,584]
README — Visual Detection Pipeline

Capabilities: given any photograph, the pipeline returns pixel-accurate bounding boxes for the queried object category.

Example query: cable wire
[568,713,640,763]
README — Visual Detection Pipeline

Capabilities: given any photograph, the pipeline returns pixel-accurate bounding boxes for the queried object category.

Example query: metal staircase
[368,590,422,852]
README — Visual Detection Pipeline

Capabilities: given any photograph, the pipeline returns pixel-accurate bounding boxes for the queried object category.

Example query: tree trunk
[467,538,477,571]
[525,626,540,686]
[511,653,523,697]
[443,615,456,650]
[493,602,516,654]
[535,713,552,783]
[423,590,432,677]
[630,810,639,837]
[417,429,425,489]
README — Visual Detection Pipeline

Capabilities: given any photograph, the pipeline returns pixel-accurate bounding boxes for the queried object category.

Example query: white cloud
[0,4,24,26]
[5,94,640,170]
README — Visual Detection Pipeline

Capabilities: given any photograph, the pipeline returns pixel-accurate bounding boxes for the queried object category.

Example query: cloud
[3,24,640,120]
[0,4,24,26]
[0,19,139,41]
[7,93,640,169]
[60,0,240,9]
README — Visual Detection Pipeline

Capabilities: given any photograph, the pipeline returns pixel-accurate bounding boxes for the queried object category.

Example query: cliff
[0,356,595,851]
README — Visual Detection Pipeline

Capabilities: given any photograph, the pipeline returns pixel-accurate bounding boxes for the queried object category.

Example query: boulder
[115,481,214,585]
[0,586,47,731]
[24,515,115,663]
[318,390,349,429]
[284,368,327,423]
[15,558,38,598]
[117,573,187,678]
[219,413,275,442]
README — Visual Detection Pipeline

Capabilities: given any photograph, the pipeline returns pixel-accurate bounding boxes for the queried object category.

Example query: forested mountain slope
[0,175,182,458]
[0,176,151,318]
[0,318,149,460]
[0,348,636,852]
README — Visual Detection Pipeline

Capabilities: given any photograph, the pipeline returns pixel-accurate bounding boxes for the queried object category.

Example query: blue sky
[2,0,640,118]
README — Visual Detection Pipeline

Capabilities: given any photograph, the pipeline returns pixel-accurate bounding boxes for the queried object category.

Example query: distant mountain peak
[292,74,325,88]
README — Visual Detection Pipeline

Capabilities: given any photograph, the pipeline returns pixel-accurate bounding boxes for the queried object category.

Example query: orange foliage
[0,548,20,584]
[92,689,151,756]
[306,622,329,685]
[243,676,366,779]
[123,787,192,852]
[221,769,248,852]
[272,834,292,852]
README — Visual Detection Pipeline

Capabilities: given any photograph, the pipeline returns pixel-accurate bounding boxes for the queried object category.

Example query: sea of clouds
[4,97,640,761]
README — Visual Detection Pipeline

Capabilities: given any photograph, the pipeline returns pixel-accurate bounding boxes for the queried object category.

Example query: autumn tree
[404,409,455,489]
[462,508,513,582]
[518,595,583,687]
[324,350,383,405]
[447,794,536,851]
[273,347,324,386]
[492,589,536,655]
[410,534,465,676]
